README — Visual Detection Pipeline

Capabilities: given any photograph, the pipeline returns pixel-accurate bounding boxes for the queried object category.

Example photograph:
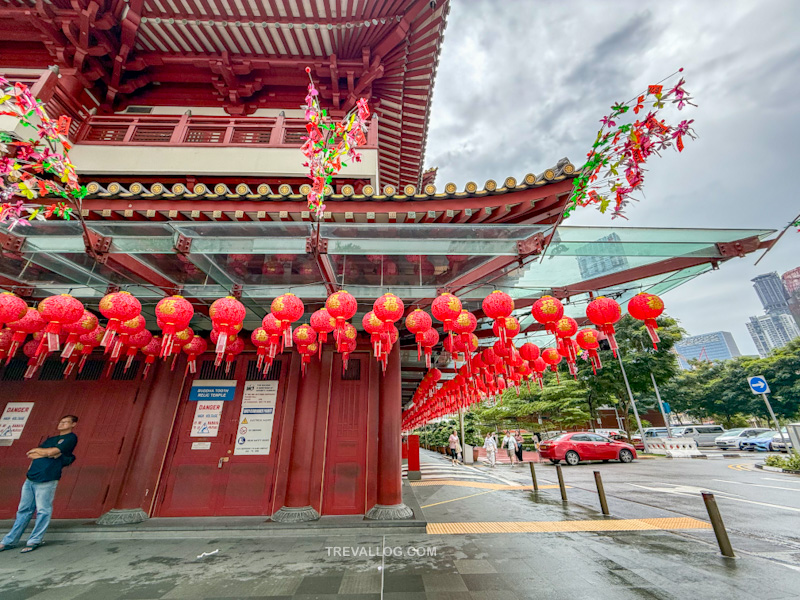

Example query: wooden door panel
[322,355,368,516]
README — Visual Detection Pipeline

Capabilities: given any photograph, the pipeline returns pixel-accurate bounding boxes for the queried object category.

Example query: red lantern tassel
[645,319,660,348]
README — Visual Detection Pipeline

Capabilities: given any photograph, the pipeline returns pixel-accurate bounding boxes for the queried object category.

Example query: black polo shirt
[26,433,78,483]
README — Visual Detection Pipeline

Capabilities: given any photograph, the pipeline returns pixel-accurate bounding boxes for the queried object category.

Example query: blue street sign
[189,380,237,401]
[747,376,770,395]
[662,402,671,414]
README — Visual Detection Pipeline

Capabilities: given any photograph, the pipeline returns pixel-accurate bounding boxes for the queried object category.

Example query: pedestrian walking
[515,430,524,463]
[0,415,78,553]
[448,429,460,465]
[483,431,497,467]
[502,430,517,466]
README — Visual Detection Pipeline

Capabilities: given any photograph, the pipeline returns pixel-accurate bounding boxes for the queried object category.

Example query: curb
[755,464,800,475]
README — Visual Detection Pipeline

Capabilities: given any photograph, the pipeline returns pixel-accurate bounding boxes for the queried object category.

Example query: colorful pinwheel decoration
[565,69,697,220]
[301,67,370,219]
[0,77,86,230]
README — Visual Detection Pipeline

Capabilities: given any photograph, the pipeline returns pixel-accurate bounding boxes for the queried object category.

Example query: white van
[671,425,726,447]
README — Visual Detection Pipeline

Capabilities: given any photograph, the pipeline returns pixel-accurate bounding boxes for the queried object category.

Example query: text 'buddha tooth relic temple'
[0,0,775,524]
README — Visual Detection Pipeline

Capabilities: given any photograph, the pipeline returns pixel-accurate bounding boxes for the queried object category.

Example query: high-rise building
[674,332,741,369]
[576,233,630,280]
[752,272,790,315]
[746,314,800,357]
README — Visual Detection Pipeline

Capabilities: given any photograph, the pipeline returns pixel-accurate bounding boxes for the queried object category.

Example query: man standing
[0,415,78,553]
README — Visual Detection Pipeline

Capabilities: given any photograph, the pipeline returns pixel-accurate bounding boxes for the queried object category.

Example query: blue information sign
[189,380,237,401]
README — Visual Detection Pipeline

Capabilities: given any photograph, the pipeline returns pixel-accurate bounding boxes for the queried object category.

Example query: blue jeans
[1,479,58,547]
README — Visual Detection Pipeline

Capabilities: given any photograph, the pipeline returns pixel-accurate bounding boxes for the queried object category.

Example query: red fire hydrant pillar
[366,345,413,520]
[407,434,421,481]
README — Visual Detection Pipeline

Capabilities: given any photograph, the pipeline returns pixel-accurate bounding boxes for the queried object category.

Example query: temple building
[0,0,776,523]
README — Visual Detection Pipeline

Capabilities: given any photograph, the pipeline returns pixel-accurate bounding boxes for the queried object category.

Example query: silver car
[714,428,771,450]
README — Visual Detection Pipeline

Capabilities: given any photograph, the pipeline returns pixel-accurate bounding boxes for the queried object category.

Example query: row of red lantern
[403,291,666,429]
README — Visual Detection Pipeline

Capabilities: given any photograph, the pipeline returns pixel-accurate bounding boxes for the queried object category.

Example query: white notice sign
[0,402,34,439]
[234,380,278,455]
[190,401,224,437]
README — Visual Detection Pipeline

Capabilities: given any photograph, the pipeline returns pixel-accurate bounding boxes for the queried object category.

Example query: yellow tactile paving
[426,517,711,535]
[410,480,565,490]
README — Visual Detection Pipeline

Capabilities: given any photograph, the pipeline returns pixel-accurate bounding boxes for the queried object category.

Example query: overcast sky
[425,0,800,355]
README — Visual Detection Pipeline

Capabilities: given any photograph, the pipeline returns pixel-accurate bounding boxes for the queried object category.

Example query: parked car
[771,428,793,453]
[740,430,779,452]
[643,427,670,439]
[714,428,771,450]
[670,425,726,447]
[537,432,637,465]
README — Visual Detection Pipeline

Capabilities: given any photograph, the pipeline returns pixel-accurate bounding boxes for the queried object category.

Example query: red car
[538,432,637,465]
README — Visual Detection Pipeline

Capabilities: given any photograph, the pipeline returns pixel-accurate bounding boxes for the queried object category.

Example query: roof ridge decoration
[83,158,576,203]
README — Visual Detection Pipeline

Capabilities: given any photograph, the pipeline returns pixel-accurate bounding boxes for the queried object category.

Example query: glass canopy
[0,221,773,331]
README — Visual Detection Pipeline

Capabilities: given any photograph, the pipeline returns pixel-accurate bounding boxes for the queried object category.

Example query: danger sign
[0,402,34,439]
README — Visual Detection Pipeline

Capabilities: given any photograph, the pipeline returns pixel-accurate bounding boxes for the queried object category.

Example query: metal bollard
[702,492,735,558]
[593,471,610,515]
[555,464,568,502]
[529,461,539,492]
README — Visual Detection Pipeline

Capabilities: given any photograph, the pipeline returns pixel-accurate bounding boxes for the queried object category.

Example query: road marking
[713,479,800,492]
[421,490,497,509]
[410,480,566,491]
[628,483,743,497]
[727,464,752,471]
[629,483,800,513]
[763,477,800,485]
[426,517,711,534]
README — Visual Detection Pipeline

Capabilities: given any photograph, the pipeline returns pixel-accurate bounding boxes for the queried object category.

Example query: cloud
[425,0,800,354]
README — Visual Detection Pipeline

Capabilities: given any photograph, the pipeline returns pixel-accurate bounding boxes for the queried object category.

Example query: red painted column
[366,344,413,519]
[272,356,323,522]
[407,435,421,481]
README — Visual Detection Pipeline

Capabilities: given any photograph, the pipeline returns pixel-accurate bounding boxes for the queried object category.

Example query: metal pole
[459,408,466,461]
[593,471,610,515]
[529,461,539,492]
[650,371,673,439]
[701,492,735,557]
[616,349,647,452]
[555,464,568,502]
[762,393,789,449]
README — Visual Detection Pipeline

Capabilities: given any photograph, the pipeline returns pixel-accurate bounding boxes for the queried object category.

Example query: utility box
[786,423,800,454]
[463,444,474,464]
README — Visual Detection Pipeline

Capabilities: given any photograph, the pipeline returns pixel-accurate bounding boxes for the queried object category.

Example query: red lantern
[405,309,432,360]
[420,327,440,370]
[23,339,43,379]
[362,311,385,358]
[61,310,99,359]
[124,329,153,372]
[99,291,142,347]
[532,357,547,389]
[310,308,336,352]
[141,335,162,379]
[554,316,578,339]
[292,323,317,349]
[6,307,45,361]
[262,313,284,365]
[337,322,358,354]
[431,293,462,335]
[519,342,540,362]
[210,296,246,355]
[77,326,104,373]
[182,335,208,374]
[326,290,358,330]
[576,328,602,374]
[271,293,304,348]
[155,295,194,357]
[63,342,85,378]
[37,294,84,353]
[223,337,244,374]
[586,296,622,356]
[0,328,13,362]
[0,292,27,328]
[627,292,665,348]
[453,310,477,355]
[531,295,564,335]
[541,347,562,382]
[251,327,271,370]
[111,314,146,360]
[482,291,514,344]
[297,342,319,375]
[340,336,357,372]
[373,293,404,324]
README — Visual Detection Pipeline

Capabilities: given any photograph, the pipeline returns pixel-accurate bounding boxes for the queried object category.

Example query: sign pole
[616,349,647,453]
[761,393,789,450]
[650,371,673,439]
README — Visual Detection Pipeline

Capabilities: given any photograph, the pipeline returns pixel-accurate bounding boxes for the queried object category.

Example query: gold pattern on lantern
[649,297,664,310]
[383,296,399,313]
[273,297,284,312]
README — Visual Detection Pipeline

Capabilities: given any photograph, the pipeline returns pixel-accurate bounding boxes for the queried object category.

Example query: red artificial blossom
[301,67,371,218]
[565,70,697,219]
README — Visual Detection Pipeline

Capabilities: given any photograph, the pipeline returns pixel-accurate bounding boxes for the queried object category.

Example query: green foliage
[661,338,800,424]
[764,452,800,470]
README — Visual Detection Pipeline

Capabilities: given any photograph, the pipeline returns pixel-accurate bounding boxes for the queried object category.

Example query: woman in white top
[502,431,517,466]
[483,432,498,467]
